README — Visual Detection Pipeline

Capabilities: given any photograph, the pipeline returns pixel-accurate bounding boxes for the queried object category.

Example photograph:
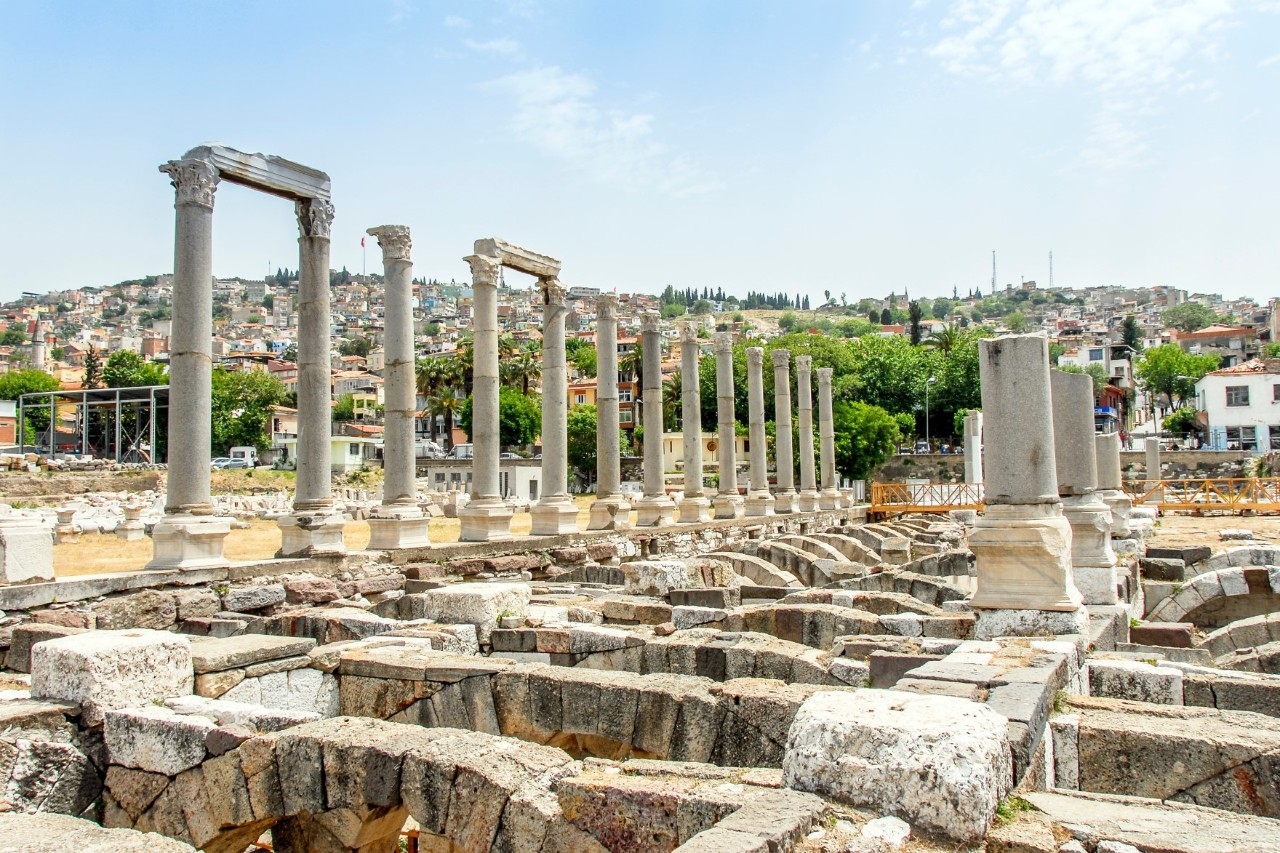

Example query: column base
[773,491,798,514]
[968,502,1082,612]
[973,605,1090,640]
[796,491,822,512]
[587,496,632,530]
[1061,494,1118,605]
[530,497,580,536]
[458,499,513,542]
[745,491,776,517]
[818,489,843,511]
[634,495,676,527]
[713,494,745,519]
[1097,489,1133,538]
[147,513,232,570]
[0,516,54,583]
[277,510,347,557]
[115,523,146,542]
[678,496,712,524]
[366,506,431,550]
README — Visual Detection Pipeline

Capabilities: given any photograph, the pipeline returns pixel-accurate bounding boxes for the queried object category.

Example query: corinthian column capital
[540,277,567,307]
[641,311,661,333]
[159,158,219,209]
[297,198,335,239]
[465,254,502,288]
[367,225,412,261]
[678,321,699,343]
[596,293,618,320]
[771,349,791,369]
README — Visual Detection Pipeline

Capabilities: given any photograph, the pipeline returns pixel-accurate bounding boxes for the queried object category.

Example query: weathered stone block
[221,584,286,612]
[6,623,86,673]
[422,583,531,642]
[94,590,179,631]
[283,575,341,604]
[189,635,316,673]
[31,629,193,726]
[1129,622,1194,649]
[621,560,694,596]
[1087,659,1183,705]
[104,706,215,775]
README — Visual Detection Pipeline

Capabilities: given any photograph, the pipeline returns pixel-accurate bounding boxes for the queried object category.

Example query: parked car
[210,457,231,469]
[914,441,930,454]
[223,458,251,469]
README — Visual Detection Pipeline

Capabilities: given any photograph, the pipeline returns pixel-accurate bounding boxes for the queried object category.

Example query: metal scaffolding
[17,385,169,464]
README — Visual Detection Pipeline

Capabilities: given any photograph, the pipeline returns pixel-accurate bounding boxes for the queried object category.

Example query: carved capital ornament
[160,158,220,209]
[367,225,411,262]
[297,198,335,240]
[465,254,502,288]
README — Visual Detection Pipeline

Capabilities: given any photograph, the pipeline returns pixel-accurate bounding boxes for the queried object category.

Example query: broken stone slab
[782,688,1011,842]
[672,606,729,630]
[188,634,316,673]
[1087,659,1184,705]
[220,583,286,612]
[163,694,320,731]
[0,811,196,852]
[30,629,193,726]
[5,623,86,673]
[103,706,215,775]
[420,583,531,642]
[621,560,695,596]
[0,736,100,816]
[282,575,340,604]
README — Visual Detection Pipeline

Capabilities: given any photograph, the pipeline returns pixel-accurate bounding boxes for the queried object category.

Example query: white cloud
[466,37,522,57]
[444,15,470,28]
[485,66,716,198]
[927,0,1241,168]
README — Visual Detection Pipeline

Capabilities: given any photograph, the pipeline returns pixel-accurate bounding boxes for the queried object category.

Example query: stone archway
[1147,566,1280,629]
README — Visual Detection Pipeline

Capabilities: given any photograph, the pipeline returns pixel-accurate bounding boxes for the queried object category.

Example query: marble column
[366,225,429,549]
[1095,432,1132,537]
[712,332,744,519]
[771,350,797,513]
[1052,370,1117,604]
[744,347,775,516]
[677,322,711,523]
[588,294,629,530]
[458,253,513,540]
[968,334,1084,638]
[817,368,842,510]
[794,356,820,512]
[964,410,984,485]
[278,198,346,557]
[530,278,579,534]
[148,157,230,569]
[636,312,675,526]
[1144,437,1164,504]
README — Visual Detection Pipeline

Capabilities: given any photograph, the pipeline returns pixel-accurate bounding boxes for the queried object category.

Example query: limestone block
[423,583,531,643]
[671,606,728,630]
[189,635,316,674]
[162,695,320,731]
[93,590,178,631]
[5,623,86,673]
[0,812,196,851]
[31,629,193,726]
[173,589,220,621]
[0,738,100,816]
[0,518,54,584]
[1087,659,1183,705]
[104,706,215,775]
[782,689,1011,841]
[621,560,694,596]
[220,584,286,612]
[283,574,341,604]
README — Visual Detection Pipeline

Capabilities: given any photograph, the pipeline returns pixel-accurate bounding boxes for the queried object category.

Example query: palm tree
[618,341,644,389]
[427,394,462,450]
[662,371,682,432]
[924,326,961,356]
[502,345,542,395]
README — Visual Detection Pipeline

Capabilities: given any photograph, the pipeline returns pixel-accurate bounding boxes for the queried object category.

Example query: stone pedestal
[277,510,346,557]
[459,252,513,541]
[636,312,676,527]
[677,322,712,524]
[970,334,1084,633]
[1061,496,1117,604]
[1095,432,1133,538]
[589,294,630,530]
[115,505,145,541]
[772,349,797,514]
[53,507,78,544]
[744,347,775,517]
[964,410,984,485]
[795,356,821,512]
[367,506,431,550]
[712,332,744,519]
[817,368,843,510]
[149,514,233,570]
[0,512,54,584]
[531,278,580,535]
[1145,438,1161,481]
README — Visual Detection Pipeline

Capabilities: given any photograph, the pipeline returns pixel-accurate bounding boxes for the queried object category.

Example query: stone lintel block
[1129,622,1194,649]
[189,635,317,674]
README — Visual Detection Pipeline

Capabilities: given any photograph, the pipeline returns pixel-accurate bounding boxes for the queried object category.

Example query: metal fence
[1124,477,1280,513]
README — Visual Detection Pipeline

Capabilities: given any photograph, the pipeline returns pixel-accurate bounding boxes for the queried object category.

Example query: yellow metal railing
[1124,477,1280,513]
[869,481,984,518]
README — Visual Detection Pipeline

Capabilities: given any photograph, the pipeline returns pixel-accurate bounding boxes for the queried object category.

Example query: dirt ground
[1145,511,1280,548]
[52,495,599,577]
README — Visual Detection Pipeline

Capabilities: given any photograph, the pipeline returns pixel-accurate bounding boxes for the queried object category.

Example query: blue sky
[1,0,1277,303]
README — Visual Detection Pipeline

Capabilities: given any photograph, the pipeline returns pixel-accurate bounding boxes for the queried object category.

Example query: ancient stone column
[636,311,675,526]
[744,347,775,517]
[771,349,797,513]
[31,326,45,372]
[1095,432,1132,538]
[278,198,346,557]
[794,356,820,512]
[366,225,429,549]
[968,334,1084,638]
[1052,370,1117,604]
[588,294,629,530]
[677,322,711,523]
[964,410,984,485]
[817,368,842,510]
[712,332,744,519]
[530,278,579,535]
[458,253,513,540]
[147,157,230,569]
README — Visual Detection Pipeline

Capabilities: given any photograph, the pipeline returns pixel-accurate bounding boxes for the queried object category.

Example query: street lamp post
[925,376,938,450]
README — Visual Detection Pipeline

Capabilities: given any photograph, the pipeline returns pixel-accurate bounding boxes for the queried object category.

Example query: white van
[228,446,259,468]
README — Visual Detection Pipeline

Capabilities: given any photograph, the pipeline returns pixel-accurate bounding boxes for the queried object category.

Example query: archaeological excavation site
[0,146,1277,853]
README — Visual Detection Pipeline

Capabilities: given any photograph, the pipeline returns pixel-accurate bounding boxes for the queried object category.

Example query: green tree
[422,322,441,337]
[49,347,65,362]
[567,340,597,377]
[1121,315,1143,351]
[566,404,598,484]
[0,328,25,347]
[894,411,916,442]
[457,386,542,448]
[832,401,901,479]
[1162,303,1219,333]
[339,336,374,358]
[209,368,288,452]
[1005,311,1028,333]
[1162,406,1199,437]
[333,393,357,421]
[82,345,102,389]
[1135,343,1219,409]
[931,298,954,320]
[660,303,686,319]
[103,350,168,388]
[1057,363,1109,397]
[1261,342,1280,359]
[0,369,61,445]
[778,311,798,332]
[907,300,924,345]
[281,343,298,362]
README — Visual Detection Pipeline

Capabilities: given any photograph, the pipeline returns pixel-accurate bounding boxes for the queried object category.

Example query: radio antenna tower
[1049,251,1054,288]
[991,250,997,293]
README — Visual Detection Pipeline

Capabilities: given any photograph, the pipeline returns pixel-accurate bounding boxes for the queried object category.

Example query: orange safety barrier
[869,481,984,520]
[1123,477,1280,514]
